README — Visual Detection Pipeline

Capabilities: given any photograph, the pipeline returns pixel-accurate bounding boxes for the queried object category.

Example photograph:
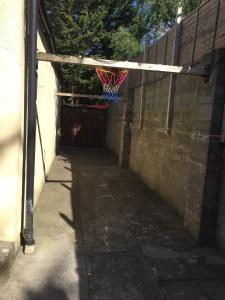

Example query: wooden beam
[211,0,220,52]
[37,52,209,77]
[56,92,105,99]
[190,8,199,65]
[61,102,108,109]
[56,92,124,100]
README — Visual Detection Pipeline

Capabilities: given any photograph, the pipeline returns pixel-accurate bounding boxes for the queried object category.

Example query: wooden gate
[60,105,107,147]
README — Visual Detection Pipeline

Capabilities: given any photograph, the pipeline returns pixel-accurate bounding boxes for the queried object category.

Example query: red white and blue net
[96,67,128,102]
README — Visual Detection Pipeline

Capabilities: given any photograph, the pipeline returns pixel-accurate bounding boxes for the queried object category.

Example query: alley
[1,148,225,300]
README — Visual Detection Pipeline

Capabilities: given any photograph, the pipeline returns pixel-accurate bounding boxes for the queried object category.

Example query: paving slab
[161,281,210,300]
[87,252,165,300]
[0,241,15,286]
[0,148,225,300]
[202,280,225,300]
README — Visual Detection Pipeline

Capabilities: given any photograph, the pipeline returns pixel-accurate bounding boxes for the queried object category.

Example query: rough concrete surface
[0,241,15,286]
[1,148,225,300]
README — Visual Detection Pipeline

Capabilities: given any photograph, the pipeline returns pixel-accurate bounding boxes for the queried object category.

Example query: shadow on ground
[63,148,225,299]
[26,283,69,300]
[1,147,225,300]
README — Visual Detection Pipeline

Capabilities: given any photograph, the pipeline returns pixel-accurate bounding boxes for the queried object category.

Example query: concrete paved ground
[1,148,225,300]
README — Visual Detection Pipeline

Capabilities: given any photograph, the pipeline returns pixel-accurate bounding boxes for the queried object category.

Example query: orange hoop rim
[96,66,128,75]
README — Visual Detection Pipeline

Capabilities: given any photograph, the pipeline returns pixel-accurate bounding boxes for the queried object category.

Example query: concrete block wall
[129,74,214,240]
[106,100,124,156]
[106,50,225,243]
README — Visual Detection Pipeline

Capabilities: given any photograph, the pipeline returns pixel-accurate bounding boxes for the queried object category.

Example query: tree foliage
[147,0,204,37]
[45,0,147,93]
[44,0,204,93]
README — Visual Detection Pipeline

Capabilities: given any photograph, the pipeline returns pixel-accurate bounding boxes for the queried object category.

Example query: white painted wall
[34,30,59,205]
[0,0,25,243]
[0,2,59,244]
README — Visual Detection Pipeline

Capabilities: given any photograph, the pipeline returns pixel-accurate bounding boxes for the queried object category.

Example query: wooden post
[164,34,169,66]
[190,8,199,65]
[166,4,183,133]
[153,42,158,81]
[211,0,220,55]
[139,35,148,129]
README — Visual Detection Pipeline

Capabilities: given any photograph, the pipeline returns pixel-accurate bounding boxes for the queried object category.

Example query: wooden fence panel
[146,43,158,83]
[194,1,218,63]
[147,45,153,83]
[215,1,225,48]
[128,0,225,89]
[155,34,168,80]
[166,29,175,65]
[179,12,197,65]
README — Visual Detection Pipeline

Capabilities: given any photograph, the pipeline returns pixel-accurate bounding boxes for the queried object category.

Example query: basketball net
[96,67,128,102]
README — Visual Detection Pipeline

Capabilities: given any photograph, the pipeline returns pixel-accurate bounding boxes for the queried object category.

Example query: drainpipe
[22,0,39,255]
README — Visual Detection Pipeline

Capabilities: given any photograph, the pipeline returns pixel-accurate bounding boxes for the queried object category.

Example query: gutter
[21,0,39,255]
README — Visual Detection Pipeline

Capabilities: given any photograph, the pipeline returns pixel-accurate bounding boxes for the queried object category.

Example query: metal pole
[22,0,39,255]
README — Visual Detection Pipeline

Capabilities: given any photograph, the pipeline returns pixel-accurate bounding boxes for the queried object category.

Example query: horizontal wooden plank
[37,52,209,76]
[56,92,105,99]
[61,102,109,108]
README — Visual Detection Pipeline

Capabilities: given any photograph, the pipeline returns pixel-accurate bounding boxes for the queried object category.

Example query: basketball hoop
[96,67,128,102]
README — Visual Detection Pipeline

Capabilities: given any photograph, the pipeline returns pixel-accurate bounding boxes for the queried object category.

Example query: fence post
[153,42,158,82]
[190,8,199,65]
[211,0,220,54]
[165,4,182,133]
[164,33,169,66]
[138,35,149,130]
